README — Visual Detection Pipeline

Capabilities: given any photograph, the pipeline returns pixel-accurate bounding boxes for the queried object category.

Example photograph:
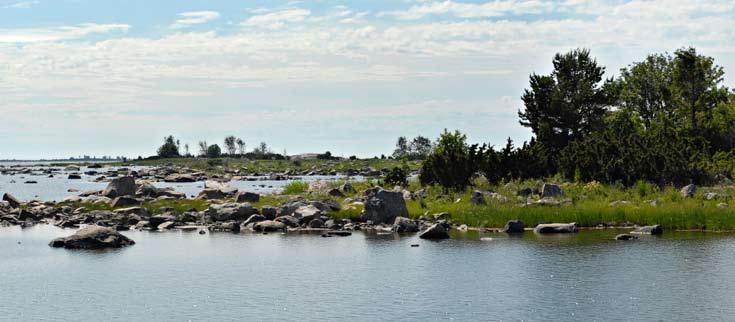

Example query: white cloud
[0,23,129,43]
[2,1,38,9]
[380,0,554,19]
[241,8,311,29]
[170,11,220,29]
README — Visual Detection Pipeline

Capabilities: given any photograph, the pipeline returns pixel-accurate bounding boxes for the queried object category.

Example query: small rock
[419,222,450,239]
[631,225,663,235]
[502,220,525,233]
[615,234,637,241]
[680,184,696,198]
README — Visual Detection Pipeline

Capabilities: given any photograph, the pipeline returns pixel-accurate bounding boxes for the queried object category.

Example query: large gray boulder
[2,193,20,208]
[360,187,408,224]
[680,184,696,198]
[541,183,563,198]
[49,226,135,249]
[196,189,226,200]
[110,196,141,208]
[419,222,450,239]
[101,176,136,198]
[534,223,578,234]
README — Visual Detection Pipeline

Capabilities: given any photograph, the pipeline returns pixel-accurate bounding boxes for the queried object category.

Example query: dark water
[2,226,735,321]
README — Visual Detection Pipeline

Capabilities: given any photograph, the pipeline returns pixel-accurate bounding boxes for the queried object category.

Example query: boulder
[308,181,331,194]
[470,191,486,205]
[204,180,238,195]
[253,220,286,232]
[308,218,325,228]
[534,223,578,234]
[541,183,563,198]
[110,196,141,208]
[49,226,135,249]
[149,215,176,227]
[680,184,696,198]
[341,182,354,193]
[328,188,345,197]
[101,176,136,198]
[360,187,408,224]
[196,189,226,200]
[235,191,260,203]
[242,214,267,227]
[157,221,176,230]
[704,192,718,200]
[502,220,525,233]
[294,205,322,224]
[68,174,82,180]
[164,174,196,183]
[392,216,420,233]
[260,206,277,220]
[2,193,20,208]
[206,203,258,221]
[419,222,450,239]
[717,203,729,209]
[274,215,300,228]
[631,225,663,235]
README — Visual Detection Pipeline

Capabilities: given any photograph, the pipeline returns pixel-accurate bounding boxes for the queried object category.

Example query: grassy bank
[57,178,735,231]
[118,157,420,175]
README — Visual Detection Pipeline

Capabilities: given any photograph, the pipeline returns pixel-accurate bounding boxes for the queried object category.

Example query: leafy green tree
[518,49,616,162]
[392,136,408,159]
[224,136,237,155]
[157,135,180,158]
[206,144,222,158]
[673,47,728,131]
[236,138,246,155]
[419,130,483,190]
[408,136,432,160]
[618,53,675,127]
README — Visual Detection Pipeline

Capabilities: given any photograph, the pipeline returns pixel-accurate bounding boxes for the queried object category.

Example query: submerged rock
[392,216,419,233]
[615,234,637,241]
[534,223,578,234]
[49,226,135,249]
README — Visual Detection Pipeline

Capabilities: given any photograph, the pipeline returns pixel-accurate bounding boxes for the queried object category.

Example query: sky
[0,0,733,159]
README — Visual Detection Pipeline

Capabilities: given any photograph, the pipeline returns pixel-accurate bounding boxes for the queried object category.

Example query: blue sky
[1,0,734,159]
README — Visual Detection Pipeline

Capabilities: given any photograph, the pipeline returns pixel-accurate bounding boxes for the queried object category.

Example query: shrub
[384,166,408,187]
[419,129,482,191]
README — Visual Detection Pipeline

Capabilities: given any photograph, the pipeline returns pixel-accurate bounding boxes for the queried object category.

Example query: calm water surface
[2,226,735,321]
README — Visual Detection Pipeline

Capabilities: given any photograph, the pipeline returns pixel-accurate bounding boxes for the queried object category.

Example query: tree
[184,144,190,157]
[236,138,246,155]
[392,136,408,159]
[157,135,180,158]
[408,136,432,160]
[419,130,483,190]
[673,47,727,131]
[618,53,675,127]
[253,142,269,156]
[518,48,615,162]
[224,136,237,155]
[206,144,222,158]
[317,151,333,160]
[198,141,208,157]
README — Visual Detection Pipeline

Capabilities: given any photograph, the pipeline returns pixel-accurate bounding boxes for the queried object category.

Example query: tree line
[156,136,286,160]
[420,47,735,190]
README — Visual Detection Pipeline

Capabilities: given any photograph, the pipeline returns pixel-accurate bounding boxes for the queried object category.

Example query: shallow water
[0,165,354,202]
[2,226,735,321]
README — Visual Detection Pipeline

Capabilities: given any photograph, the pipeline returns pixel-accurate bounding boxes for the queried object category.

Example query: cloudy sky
[1,0,733,159]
